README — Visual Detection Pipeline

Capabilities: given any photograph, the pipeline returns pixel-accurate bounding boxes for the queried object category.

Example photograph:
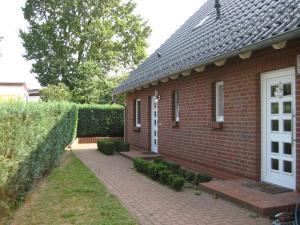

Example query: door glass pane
[283,83,291,96]
[283,102,292,114]
[283,120,291,132]
[283,143,292,155]
[271,158,279,171]
[271,142,279,153]
[271,85,277,97]
[283,161,292,174]
[271,103,279,114]
[271,120,279,131]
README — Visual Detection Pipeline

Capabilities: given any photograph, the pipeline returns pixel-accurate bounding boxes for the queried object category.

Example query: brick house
[114,0,300,191]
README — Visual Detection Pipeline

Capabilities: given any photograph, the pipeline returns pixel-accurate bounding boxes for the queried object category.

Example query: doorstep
[120,150,162,161]
[200,178,300,216]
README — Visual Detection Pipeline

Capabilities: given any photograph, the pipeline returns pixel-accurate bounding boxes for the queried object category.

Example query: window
[215,81,224,122]
[135,99,141,127]
[175,91,180,122]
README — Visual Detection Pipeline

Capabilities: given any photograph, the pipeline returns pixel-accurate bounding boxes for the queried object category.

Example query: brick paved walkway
[72,144,270,225]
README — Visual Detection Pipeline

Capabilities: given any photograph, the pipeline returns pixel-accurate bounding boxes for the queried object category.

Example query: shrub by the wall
[153,159,212,185]
[133,158,185,191]
[97,140,130,155]
[77,104,124,137]
[97,140,115,155]
[0,102,77,216]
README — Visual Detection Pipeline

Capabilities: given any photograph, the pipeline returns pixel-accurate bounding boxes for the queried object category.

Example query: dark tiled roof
[113,0,300,94]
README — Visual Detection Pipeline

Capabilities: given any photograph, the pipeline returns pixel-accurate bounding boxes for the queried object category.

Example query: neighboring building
[28,89,41,102]
[114,0,300,191]
[0,82,29,102]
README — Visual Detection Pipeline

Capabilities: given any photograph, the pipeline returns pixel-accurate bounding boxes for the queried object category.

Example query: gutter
[113,29,300,95]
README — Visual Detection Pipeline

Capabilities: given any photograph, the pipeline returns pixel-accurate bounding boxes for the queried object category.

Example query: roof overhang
[113,29,300,95]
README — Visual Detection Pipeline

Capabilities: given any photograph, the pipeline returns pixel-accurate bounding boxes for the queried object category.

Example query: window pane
[283,143,292,155]
[175,91,180,121]
[283,161,292,174]
[137,100,141,125]
[271,103,279,114]
[283,102,292,114]
[271,158,279,171]
[283,120,291,132]
[283,83,291,96]
[271,120,279,131]
[271,142,279,153]
[217,83,224,120]
[271,85,277,97]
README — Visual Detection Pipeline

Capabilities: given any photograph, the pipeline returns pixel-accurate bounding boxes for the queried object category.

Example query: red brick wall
[125,38,300,187]
[78,137,124,144]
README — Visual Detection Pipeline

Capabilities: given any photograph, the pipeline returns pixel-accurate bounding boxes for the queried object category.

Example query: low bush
[114,140,130,152]
[185,171,196,182]
[153,158,212,185]
[97,140,115,155]
[133,158,184,191]
[170,175,185,191]
[147,164,167,181]
[0,102,77,217]
[158,170,172,184]
[97,140,129,155]
[194,174,213,185]
[77,104,124,137]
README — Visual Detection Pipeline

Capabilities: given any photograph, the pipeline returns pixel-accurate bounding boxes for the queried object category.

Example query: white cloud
[0,0,206,88]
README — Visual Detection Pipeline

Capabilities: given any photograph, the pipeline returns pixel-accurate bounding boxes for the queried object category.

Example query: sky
[0,0,206,89]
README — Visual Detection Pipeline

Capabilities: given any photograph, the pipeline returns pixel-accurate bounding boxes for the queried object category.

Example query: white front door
[261,67,296,190]
[151,96,158,153]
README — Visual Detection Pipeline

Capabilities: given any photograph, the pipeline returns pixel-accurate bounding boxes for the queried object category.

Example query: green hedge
[77,104,124,137]
[0,102,77,216]
[133,158,185,191]
[97,139,130,155]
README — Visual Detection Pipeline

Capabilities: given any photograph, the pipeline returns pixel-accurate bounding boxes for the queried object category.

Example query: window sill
[134,127,141,132]
[172,121,180,128]
[212,121,223,130]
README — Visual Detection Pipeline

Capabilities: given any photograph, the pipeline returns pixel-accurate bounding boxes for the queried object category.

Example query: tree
[71,60,128,104]
[20,0,151,89]
[40,83,72,102]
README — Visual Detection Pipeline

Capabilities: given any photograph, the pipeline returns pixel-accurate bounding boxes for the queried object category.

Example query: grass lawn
[10,152,138,225]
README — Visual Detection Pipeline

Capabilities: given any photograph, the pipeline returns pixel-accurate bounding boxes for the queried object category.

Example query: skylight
[193,16,210,30]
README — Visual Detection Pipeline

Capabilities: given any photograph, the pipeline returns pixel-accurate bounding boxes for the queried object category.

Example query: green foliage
[0,102,77,216]
[40,83,72,102]
[20,0,151,91]
[194,174,213,185]
[133,158,185,191]
[185,171,196,182]
[96,139,129,155]
[77,104,124,137]
[169,176,185,191]
[153,158,212,185]
[114,140,130,152]
[97,140,115,155]
[158,170,172,185]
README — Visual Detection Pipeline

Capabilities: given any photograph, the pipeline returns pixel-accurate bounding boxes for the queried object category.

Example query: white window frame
[175,91,180,122]
[216,81,224,122]
[136,99,141,127]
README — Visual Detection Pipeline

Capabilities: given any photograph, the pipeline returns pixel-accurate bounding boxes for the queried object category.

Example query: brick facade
[125,38,300,190]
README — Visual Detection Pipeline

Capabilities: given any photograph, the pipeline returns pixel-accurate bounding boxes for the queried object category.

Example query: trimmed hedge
[153,159,213,185]
[97,139,130,155]
[0,102,77,216]
[77,104,124,137]
[97,140,115,155]
[133,158,185,191]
